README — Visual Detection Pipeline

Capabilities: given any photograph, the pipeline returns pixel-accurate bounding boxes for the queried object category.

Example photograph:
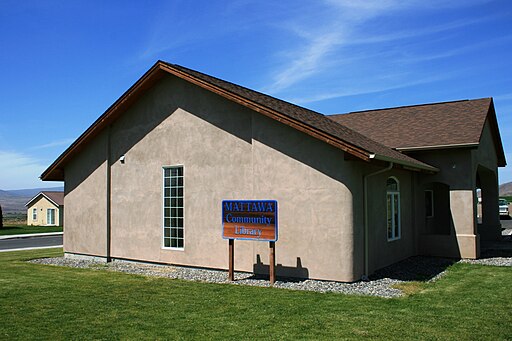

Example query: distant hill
[3,187,64,198]
[0,187,63,214]
[500,182,512,196]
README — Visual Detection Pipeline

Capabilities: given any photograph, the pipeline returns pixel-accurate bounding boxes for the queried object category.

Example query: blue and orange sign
[222,200,278,241]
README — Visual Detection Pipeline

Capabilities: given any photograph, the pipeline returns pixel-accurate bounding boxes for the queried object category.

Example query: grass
[0,224,63,235]
[0,248,511,340]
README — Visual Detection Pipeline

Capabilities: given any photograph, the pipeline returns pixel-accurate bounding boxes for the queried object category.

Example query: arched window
[386,177,401,241]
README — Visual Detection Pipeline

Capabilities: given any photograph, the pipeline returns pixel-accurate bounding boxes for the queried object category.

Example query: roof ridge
[331,97,491,117]
[167,62,325,117]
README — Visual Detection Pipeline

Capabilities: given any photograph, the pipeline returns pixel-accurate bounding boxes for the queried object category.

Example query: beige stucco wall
[26,196,61,226]
[366,169,416,273]
[472,119,501,240]
[408,117,503,258]
[64,75,367,282]
[64,129,109,257]
[473,120,499,171]
[408,148,478,258]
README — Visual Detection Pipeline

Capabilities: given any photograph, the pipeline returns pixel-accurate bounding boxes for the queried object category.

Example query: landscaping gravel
[461,257,512,266]
[29,254,511,298]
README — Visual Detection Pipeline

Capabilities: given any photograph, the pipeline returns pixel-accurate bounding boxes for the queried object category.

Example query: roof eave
[371,153,439,173]
[396,142,480,152]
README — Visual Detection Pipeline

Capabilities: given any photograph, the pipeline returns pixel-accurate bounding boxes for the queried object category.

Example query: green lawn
[0,248,510,340]
[0,225,63,236]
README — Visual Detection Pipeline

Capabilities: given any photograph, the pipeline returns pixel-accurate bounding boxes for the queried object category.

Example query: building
[41,61,506,282]
[26,191,64,226]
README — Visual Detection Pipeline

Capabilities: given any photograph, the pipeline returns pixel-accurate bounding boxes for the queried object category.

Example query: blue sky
[0,0,511,190]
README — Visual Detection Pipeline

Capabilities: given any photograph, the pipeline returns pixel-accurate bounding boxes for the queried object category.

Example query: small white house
[26,191,64,226]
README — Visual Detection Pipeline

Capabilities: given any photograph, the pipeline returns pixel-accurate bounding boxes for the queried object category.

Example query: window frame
[32,208,37,221]
[162,165,185,251]
[386,176,401,241]
[46,208,56,226]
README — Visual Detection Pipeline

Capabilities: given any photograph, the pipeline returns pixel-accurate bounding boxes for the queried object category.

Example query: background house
[26,191,64,226]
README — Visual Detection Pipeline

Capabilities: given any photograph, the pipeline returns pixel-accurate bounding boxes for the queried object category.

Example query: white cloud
[264,31,344,93]
[0,151,48,190]
[290,73,449,105]
[392,35,512,64]
[30,138,74,150]
[264,0,497,96]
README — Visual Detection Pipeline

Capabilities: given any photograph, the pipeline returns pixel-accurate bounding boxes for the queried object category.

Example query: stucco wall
[473,120,499,171]
[407,128,503,258]
[408,149,477,258]
[64,130,109,257]
[26,197,61,226]
[473,119,500,240]
[366,169,416,273]
[65,75,366,282]
[250,114,363,281]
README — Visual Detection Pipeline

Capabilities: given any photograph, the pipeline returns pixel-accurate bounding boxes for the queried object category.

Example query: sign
[222,200,278,241]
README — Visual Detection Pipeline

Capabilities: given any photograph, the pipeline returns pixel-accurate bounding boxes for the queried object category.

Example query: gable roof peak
[26,191,64,207]
[41,60,438,181]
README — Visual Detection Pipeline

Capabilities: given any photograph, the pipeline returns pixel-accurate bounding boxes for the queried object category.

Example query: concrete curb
[0,232,63,240]
[0,245,63,253]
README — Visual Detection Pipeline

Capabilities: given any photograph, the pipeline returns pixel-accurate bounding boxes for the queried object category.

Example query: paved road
[501,217,512,228]
[0,235,63,251]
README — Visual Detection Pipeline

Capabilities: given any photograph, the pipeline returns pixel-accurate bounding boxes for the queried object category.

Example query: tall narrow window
[386,177,401,241]
[32,208,37,221]
[47,208,56,225]
[163,166,184,249]
[425,190,434,218]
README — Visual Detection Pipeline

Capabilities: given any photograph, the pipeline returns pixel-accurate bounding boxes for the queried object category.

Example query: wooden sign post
[269,241,276,284]
[222,200,278,284]
[228,239,234,281]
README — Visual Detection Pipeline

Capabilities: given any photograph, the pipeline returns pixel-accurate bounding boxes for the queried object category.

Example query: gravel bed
[29,254,511,298]
[460,257,512,266]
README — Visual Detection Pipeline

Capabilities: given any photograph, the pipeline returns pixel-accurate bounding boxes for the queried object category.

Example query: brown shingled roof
[26,191,64,207]
[41,61,437,181]
[329,98,506,166]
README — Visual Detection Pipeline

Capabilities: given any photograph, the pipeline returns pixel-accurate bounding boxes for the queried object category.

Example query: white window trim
[46,208,56,226]
[387,177,401,241]
[425,190,434,218]
[162,165,185,251]
[32,208,37,221]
